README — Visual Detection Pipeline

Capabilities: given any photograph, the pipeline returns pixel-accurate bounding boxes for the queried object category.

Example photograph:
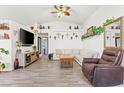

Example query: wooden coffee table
[60,55,74,68]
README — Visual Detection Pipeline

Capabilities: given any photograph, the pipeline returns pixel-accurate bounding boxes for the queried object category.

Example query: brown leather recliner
[82,48,124,86]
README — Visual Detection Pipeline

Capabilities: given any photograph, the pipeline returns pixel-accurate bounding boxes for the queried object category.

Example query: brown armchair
[82,48,124,86]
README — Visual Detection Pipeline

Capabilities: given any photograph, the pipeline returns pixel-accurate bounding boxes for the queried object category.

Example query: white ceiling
[0,5,100,26]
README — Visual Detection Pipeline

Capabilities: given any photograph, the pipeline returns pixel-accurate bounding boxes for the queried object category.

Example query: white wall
[38,21,83,53]
[82,5,124,65]
[0,21,12,71]
[11,21,35,53]
[48,31,83,53]
[83,6,124,53]
[0,20,22,71]
[0,19,35,71]
[40,21,83,30]
[13,23,36,53]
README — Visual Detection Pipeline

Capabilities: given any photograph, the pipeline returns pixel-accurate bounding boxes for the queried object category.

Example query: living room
[0,3,124,89]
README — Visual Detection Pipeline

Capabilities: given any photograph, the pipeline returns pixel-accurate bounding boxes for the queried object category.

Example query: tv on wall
[20,28,34,46]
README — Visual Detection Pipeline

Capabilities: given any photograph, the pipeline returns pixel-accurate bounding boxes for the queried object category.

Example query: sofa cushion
[73,50,80,55]
[101,54,116,62]
[56,49,62,55]
[53,53,60,60]
[98,48,121,64]
[103,50,117,56]
[99,59,113,64]
[80,49,84,55]
[82,63,96,81]
[64,49,72,55]
[103,48,121,56]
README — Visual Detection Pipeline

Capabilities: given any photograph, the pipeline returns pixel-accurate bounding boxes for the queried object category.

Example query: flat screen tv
[20,28,34,46]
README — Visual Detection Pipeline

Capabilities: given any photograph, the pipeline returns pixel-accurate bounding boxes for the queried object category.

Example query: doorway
[41,37,48,55]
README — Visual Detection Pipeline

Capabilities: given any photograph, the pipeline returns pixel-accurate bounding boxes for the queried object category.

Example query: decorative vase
[14,58,19,69]
[48,26,50,29]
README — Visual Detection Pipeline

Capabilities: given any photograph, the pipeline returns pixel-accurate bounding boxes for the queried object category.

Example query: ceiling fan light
[51,5,71,18]
[57,11,64,18]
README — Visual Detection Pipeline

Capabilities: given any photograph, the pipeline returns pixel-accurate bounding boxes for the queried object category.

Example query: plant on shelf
[81,17,115,40]
[93,26,105,35]
[0,48,9,55]
[0,62,5,71]
[103,17,115,26]
[16,41,22,49]
[32,45,37,52]
[81,26,105,40]
[81,33,93,39]
[0,48,9,71]
[16,41,22,53]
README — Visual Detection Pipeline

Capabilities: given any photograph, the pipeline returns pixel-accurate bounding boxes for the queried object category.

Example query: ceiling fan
[50,5,71,18]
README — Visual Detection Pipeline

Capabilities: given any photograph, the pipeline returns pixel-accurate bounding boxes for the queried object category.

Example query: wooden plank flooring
[0,56,123,87]
[0,56,91,87]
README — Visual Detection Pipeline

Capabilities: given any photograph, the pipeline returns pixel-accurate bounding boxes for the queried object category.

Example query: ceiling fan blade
[64,12,70,16]
[54,5,60,10]
[59,5,64,10]
[50,11,59,14]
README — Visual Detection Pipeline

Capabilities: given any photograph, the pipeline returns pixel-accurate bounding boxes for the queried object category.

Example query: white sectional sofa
[53,49,99,66]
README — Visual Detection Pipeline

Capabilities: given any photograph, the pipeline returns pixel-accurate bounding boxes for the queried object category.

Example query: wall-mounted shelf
[81,33,96,40]
[81,25,104,40]
[38,29,83,32]
[0,23,10,30]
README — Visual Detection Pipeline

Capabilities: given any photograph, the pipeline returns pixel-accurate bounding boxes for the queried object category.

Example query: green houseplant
[16,41,22,49]
[32,45,37,52]
[81,17,115,40]
[0,62,5,71]
[81,26,105,40]
[0,48,9,71]
[93,26,105,35]
[103,17,115,26]
[0,48,9,55]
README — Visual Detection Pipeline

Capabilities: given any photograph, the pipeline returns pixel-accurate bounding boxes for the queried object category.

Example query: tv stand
[18,51,39,68]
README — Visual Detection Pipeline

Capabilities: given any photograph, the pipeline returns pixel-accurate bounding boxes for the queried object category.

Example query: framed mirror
[104,17,122,48]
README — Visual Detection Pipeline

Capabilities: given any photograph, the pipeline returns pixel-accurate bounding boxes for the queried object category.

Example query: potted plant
[32,45,37,52]
[0,48,9,72]
[0,62,5,71]
[93,26,105,35]
[0,48,9,55]
[103,17,115,26]
[16,41,22,53]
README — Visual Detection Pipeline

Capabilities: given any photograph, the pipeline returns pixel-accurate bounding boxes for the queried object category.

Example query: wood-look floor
[0,56,123,87]
[0,56,91,87]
